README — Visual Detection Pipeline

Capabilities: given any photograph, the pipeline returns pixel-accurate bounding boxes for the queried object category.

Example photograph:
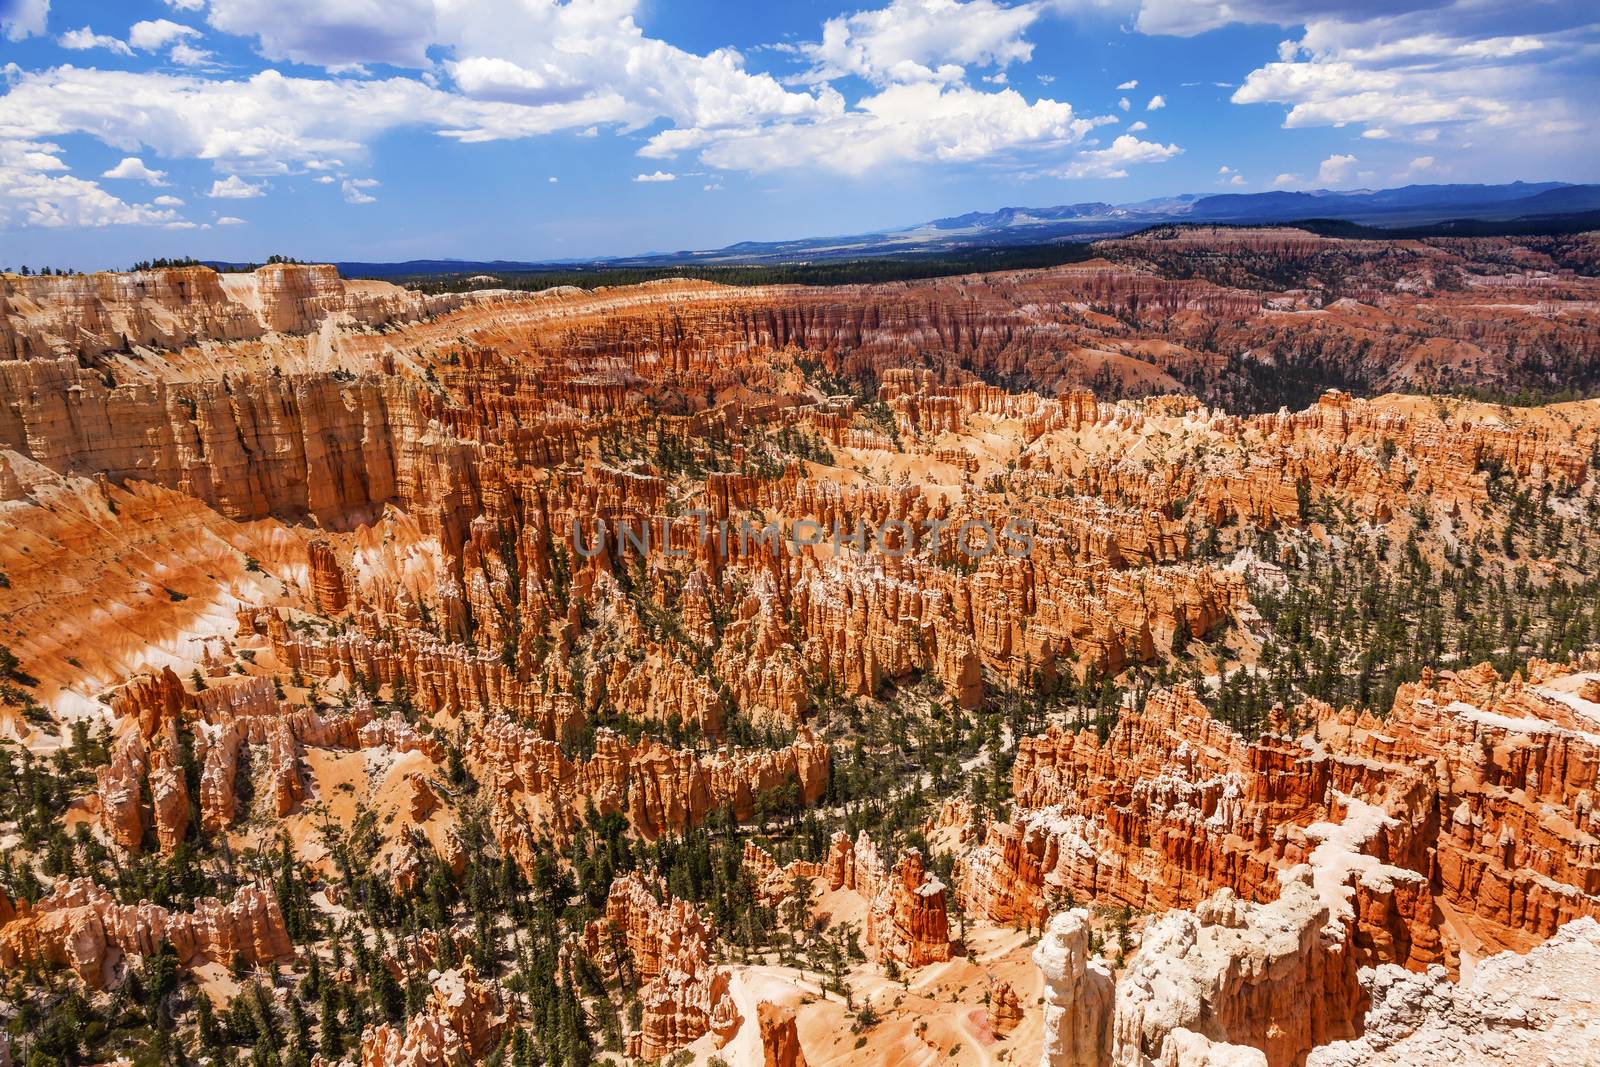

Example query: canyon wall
[0,878,291,989]
[476,717,829,865]
[586,872,739,1060]
[1013,658,1600,1065]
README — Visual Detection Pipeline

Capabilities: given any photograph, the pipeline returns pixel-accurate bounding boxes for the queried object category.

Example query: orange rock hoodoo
[988,980,1023,1034]
[358,964,509,1067]
[0,877,291,989]
[90,666,449,892]
[825,832,953,967]
[741,841,826,904]
[1002,658,1600,1064]
[476,716,828,866]
[758,1001,809,1067]
[585,873,738,1061]
[307,537,350,614]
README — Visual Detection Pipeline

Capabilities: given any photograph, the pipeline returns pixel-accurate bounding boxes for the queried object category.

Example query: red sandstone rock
[741,841,825,905]
[95,740,147,851]
[359,963,508,1067]
[988,980,1022,1034]
[146,748,190,853]
[758,1001,808,1067]
[307,538,350,614]
[587,873,737,1060]
[867,848,952,967]
[822,833,951,968]
[198,720,243,832]
[958,680,1450,971]
[112,667,187,743]
[0,878,291,989]
[476,717,829,864]
[407,777,440,822]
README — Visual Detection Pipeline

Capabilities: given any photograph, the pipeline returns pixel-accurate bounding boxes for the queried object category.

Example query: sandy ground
[676,885,1046,1067]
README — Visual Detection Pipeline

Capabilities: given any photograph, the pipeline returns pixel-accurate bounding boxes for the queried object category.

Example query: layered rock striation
[476,716,828,864]
[585,873,738,1060]
[825,832,953,967]
[0,877,291,989]
[359,964,509,1067]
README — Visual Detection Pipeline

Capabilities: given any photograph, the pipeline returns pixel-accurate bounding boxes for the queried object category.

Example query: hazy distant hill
[320,182,1600,277]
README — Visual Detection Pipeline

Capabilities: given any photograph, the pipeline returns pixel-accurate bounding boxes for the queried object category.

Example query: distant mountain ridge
[311,181,1600,277]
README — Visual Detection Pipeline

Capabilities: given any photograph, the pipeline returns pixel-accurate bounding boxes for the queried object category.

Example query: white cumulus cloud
[0,139,183,228]
[1,0,48,41]
[1398,154,1437,178]
[58,25,132,55]
[168,42,216,66]
[1317,152,1357,184]
[1146,94,1166,110]
[341,177,377,203]
[795,0,1041,86]
[634,170,677,182]
[645,82,1115,177]
[128,18,201,51]
[209,174,264,198]
[1220,2,1596,166]
[101,157,168,184]
[0,0,1206,215]
[205,0,438,68]
[1049,133,1182,178]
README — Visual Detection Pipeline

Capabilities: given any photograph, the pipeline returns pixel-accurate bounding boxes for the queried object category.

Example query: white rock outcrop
[1307,916,1600,1066]
[1034,907,1113,1067]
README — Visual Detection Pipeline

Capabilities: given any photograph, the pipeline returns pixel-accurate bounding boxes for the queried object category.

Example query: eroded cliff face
[585,872,738,1060]
[0,264,478,363]
[1305,916,1600,1066]
[1,245,1598,1064]
[1110,871,1365,1067]
[474,716,829,864]
[1012,658,1600,1066]
[0,877,291,989]
[1041,887,1600,1067]
[758,1000,808,1067]
[358,964,509,1067]
[5,255,1594,744]
[960,659,1600,970]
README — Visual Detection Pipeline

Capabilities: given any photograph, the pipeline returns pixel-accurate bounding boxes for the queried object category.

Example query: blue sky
[1,0,1596,270]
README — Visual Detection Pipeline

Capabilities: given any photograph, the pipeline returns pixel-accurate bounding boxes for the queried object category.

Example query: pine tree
[196,993,226,1053]
[319,986,342,1059]
[287,996,314,1067]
